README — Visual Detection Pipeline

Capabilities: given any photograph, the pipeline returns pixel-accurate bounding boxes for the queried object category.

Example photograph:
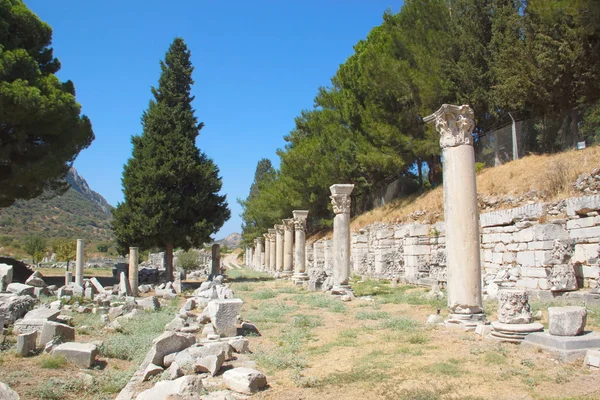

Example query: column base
[292,273,309,285]
[445,313,487,332]
[331,285,353,296]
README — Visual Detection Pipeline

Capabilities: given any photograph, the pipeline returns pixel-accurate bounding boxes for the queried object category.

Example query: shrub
[39,354,67,369]
[176,249,200,273]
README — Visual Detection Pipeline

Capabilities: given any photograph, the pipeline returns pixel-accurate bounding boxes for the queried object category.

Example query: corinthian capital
[282,218,294,232]
[423,104,475,148]
[329,184,354,214]
[275,224,284,235]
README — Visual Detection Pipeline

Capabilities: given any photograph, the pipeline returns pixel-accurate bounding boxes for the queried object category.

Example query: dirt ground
[229,272,600,400]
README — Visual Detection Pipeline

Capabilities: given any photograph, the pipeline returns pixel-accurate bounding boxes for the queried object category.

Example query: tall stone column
[256,237,264,270]
[75,239,84,287]
[282,219,294,276]
[292,210,309,283]
[330,184,354,290]
[268,229,277,271]
[211,244,220,276]
[129,247,139,296]
[263,234,271,271]
[275,225,284,272]
[424,104,485,327]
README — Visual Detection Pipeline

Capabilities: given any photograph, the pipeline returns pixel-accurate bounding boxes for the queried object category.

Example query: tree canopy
[112,37,230,281]
[239,0,600,241]
[0,0,94,207]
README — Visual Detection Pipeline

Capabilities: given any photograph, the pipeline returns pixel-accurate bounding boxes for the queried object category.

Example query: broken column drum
[292,210,309,282]
[129,247,139,296]
[330,184,354,288]
[268,229,277,271]
[275,225,284,272]
[424,105,484,320]
[211,244,220,276]
[282,219,294,275]
[75,239,84,287]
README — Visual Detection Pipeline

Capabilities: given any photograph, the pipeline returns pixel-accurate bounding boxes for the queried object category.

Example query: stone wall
[307,194,600,296]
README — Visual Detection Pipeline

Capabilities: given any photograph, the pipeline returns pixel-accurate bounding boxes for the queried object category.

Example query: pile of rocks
[117,275,268,399]
[574,167,600,194]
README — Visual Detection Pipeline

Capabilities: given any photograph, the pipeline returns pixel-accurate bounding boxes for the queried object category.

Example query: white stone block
[584,349,600,368]
[573,244,600,264]
[492,252,503,264]
[582,266,600,279]
[506,244,519,251]
[516,251,536,267]
[569,226,600,240]
[208,299,243,338]
[516,278,538,289]
[533,224,568,241]
[513,227,533,243]
[484,250,493,263]
[567,217,597,230]
[548,306,587,336]
[409,224,430,237]
[53,342,98,368]
[520,267,550,278]
[494,243,506,252]
[566,195,600,217]
[527,241,554,250]
[502,252,516,263]
[223,367,267,395]
[538,278,551,290]
[534,251,553,266]
[480,204,544,227]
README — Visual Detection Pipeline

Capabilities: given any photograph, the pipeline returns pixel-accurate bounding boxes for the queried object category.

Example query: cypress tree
[112,37,230,281]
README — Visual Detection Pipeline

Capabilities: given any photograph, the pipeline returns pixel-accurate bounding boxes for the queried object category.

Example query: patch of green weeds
[396,346,424,356]
[277,286,299,294]
[96,368,135,394]
[425,361,464,377]
[339,329,358,339]
[351,279,392,296]
[292,293,346,313]
[408,332,430,344]
[484,351,507,365]
[227,268,273,281]
[378,317,418,331]
[250,289,278,300]
[378,287,446,309]
[246,302,297,324]
[39,354,67,369]
[27,378,65,400]
[377,384,455,400]
[98,306,176,362]
[355,310,390,320]
[520,359,535,368]
[291,314,322,328]
[234,283,254,292]
[313,368,388,387]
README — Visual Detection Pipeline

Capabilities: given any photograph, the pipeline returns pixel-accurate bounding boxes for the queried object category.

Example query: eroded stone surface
[53,342,98,368]
[135,375,203,400]
[40,321,75,345]
[497,289,532,324]
[0,382,19,400]
[16,330,37,356]
[148,331,196,366]
[208,299,243,338]
[549,306,587,336]
[194,351,226,376]
[223,367,267,394]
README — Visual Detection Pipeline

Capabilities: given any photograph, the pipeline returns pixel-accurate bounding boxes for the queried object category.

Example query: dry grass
[345,145,600,234]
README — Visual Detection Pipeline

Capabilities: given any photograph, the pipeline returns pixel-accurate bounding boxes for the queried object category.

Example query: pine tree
[112,38,230,281]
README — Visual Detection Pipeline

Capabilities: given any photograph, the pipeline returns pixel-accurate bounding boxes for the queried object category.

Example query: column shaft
[75,239,84,287]
[129,247,139,296]
[275,225,284,271]
[330,184,354,288]
[283,219,294,275]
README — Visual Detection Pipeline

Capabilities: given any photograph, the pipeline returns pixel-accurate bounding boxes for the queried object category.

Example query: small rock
[223,367,267,394]
[142,363,164,382]
[228,337,250,354]
[0,382,19,400]
[135,375,203,400]
[163,352,177,368]
[77,372,95,387]
[166,361,183,380]
[16,331,37,356]
[340,295,351,302]
[194,351,226,376]
[201,390,237,400]
[426,314,444,326]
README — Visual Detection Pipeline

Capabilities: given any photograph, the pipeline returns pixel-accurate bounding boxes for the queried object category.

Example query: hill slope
[0,168,114,243]
[214,232,241,249]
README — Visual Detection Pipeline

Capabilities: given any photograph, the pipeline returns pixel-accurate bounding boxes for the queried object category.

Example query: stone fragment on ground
[135,375,203,400]
[25,271,46,287]
[223,367,267,394]
[194,351,226,376]
[142,363,164,381]
[0,382,19,400]
[228,337,250,354]
[6,283,35,296]
[200,390,239,400]
[16,330,37,356]
[584,349,600,369]
[148,331,196,366]
[14,307,60,334]
[549,306,587,336]
[0,263,14,291]
[208,299,243,337]
[166,361,183,380]
[40,320,75,346]
[138,296,160,311]
[53,342,98,368]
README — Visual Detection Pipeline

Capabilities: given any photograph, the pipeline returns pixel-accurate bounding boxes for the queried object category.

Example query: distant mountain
[214,233,241,249]
[0,168,114,243]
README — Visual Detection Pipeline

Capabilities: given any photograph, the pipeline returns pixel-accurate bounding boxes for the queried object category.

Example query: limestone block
[142,363,164,382]
[528,241,554,250]
[534,224,568,241]
[516,279,538,289]
[520,267,550,278]
[573,244,600,264]
[223,367,267,394]
[14,307,60,334]
[0,382,19,400]
[550,264,578,292]
[228,337,250,353]
[7,283,35,296]
[201,391,237,400]
[569,226,600,240]
[194,351,226,376]
[582,266,600,279]
[583,349,600,368]
[89,277,104,293]
[480,203,543,228]
[484,250,493,263]
[40,321,75,345]
[17,330,37,356]
[538,279,551,290]
[138,296,160,311]
[174,342,233,368]
[566,195,600,217]
[208,299,243,338]
[548,306,587,336]
[503,252,517,264]
[135,375,203,400]
[513,228,534,243]
[25,271,46,288]
[516,251,536,267]
[409,223,430,237]
[567,217,597,230]
[148,331,196,366]
[166,361,183,380]
[534,251,553,266]
[53,342,98,368]
[0,263,13,291]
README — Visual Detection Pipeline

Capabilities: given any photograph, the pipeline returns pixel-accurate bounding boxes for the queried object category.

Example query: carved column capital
[275,225,284,235]
[293,218,306,232]
[256,237,263,245]
[282,218,294,232]
[424,104,475,148]
[329,184,354,214]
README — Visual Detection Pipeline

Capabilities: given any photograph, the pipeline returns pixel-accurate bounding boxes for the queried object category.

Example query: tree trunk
[164,243,174,282]
[571,109,580,149]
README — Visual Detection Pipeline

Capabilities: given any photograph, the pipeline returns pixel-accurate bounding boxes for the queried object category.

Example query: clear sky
[26,0,402,240]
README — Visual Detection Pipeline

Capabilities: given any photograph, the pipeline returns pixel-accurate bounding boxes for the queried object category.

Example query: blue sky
[26,0,402,239]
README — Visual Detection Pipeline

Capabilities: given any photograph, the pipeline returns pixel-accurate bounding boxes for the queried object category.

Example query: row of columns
[243,184,355,290]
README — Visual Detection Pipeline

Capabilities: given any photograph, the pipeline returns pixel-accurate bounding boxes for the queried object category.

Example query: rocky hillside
[215,232,242,249]
[0,168,114,244]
